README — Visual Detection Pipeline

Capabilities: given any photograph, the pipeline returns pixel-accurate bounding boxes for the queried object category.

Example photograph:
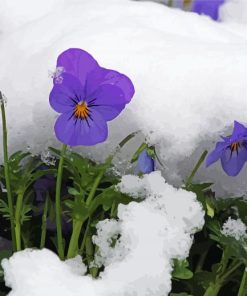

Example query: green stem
[86,170,105,206]
[85,230,98,278]
[15,192,24,251]
[0,96,16,252]
[203,262,244,296]
[79,217,91,255]
[110,201,117,218]
[203,283,222,296]
[67,220,83,259]
[67,168,105,259]
[186,150,208,187]
[195,248,208,272]
[238,268,247,296]
[67,134,136,259]
[40,194,49,249]
[167,0,173,7]
[55,144,67,260]
[221,262,242,281]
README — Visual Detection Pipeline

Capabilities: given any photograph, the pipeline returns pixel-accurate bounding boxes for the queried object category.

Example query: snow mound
[1,0,247,195]
[2,172,204,296]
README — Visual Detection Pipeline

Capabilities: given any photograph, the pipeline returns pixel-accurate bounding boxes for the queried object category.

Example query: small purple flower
[33,165,55,202]
[138,149,155,174]
[46,216,72,235]
[206,121,247,176]
[49,48,135,146]
[192,0,225,21]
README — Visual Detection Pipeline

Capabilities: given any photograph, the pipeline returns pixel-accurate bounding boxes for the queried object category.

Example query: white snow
[1,0,247,195]
[2,172,204,296]
[221,217,247,240]
[1,0,247,293]
[220,0,247,24]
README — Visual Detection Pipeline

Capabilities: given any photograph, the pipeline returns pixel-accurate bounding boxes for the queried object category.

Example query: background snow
[2,172,204,296]
[1,0,247,196]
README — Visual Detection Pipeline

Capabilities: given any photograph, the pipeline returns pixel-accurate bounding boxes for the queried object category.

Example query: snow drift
[2,172,204,296]
[1,0,247,195]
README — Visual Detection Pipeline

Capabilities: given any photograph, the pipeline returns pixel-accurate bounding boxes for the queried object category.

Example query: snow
[220,0,247,24]
[2,172,204,296]
[1,0,247,196]
[1,0,247,292]
[221,217,247,240]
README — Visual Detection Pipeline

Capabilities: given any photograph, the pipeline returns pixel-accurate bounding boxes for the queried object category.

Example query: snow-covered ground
[2,172,204,296]
[1,0,247,196]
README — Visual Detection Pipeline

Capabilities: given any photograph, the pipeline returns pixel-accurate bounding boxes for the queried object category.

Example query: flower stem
[79,217,91,255]
[14,192,24,251]
[203,261,242,296]
[203,283,222,296]
[67,220,84,259]
[55,143,67,260]
[40,194,49,249]
[86,170,105,205]
[67,169,105,259]
[0,96,16,252]
[85,229,98,278]
[238,268,247,296]
[185,150,208,187]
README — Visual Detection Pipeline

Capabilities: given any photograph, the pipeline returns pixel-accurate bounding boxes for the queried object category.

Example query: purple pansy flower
[192,0,225,21]
[206,121,247,176]
[33,165,55,202]
[138,149,155,174]
[49,48,135,146]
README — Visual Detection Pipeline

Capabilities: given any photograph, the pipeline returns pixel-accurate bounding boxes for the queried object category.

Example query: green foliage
[172,259,193,280]
[1,143,247,296]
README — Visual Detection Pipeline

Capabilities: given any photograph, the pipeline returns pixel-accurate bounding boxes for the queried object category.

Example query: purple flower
[49,48,135,146]
[46,216,72,235]
[138,149,155,174]
[206,121,247,176]
[192,0,225,21]
[33,165,55,202]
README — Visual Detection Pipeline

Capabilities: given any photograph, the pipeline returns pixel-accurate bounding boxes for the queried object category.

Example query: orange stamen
[230,142,241,152]
[74,101,89,119]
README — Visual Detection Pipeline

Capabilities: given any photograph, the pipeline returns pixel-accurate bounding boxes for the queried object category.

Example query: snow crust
[221,217,247,240]
[2,172,204,296]
[1,0,247,195]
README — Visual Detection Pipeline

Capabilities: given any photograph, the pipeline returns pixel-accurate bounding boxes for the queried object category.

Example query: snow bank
[2,172,204,296]
[1,0,247,195]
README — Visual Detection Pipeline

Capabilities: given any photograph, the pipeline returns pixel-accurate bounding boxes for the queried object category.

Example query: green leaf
[172,259,193,280]
[68,187,81,196]
[184,182,214,211]
[206,200,215,218]
[64,196,89,222]
[89,187,133,215]
[0,199,11,219]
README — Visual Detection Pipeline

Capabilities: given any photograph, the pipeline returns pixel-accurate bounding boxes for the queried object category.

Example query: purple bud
[138,149,155,174]
[192,0,225,21]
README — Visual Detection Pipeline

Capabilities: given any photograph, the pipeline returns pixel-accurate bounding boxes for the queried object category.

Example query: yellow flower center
[230,142,241,152]
[74,101,89,119]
